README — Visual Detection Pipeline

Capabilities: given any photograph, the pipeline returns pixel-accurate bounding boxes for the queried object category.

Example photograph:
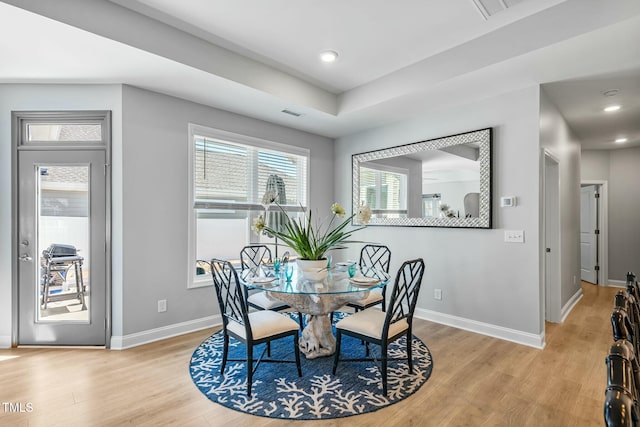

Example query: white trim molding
[608,279,626,288]
[0,335,11,349]
[415,308,545,349]
[560,288,583,323]
[110,315,221,350]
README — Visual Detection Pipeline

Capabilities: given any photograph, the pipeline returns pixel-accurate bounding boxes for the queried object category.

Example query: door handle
[19,253,33,262]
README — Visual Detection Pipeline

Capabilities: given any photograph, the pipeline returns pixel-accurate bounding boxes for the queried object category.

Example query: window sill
[189,276,213,289]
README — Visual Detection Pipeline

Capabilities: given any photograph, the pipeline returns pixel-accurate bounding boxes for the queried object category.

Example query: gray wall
[581,150,609,181]
[539,88,582,315]
[0,83,333,346]
[582,148,640,280]
[120,85,333,335]
[335,86,543,337]
[0,82,585,347]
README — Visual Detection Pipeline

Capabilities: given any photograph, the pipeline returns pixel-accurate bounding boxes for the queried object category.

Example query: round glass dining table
[240,264,390,359]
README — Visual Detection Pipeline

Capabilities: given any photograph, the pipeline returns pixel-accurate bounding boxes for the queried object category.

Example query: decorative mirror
[352,128,492,228]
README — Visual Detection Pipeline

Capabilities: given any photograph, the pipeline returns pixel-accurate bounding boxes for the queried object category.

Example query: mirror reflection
[352,128,492,228]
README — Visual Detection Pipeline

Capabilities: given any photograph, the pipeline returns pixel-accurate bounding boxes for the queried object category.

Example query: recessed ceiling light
[320,50,338,63]
[604,105,621,112]
[615,138,628,144]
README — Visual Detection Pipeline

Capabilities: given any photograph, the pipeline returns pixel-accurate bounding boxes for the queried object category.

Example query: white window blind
[193,134,308,211]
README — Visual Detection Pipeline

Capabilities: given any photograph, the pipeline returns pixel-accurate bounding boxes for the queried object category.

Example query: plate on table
[349,277,380,287]
[248,277,278,285]
[336,262,355,267]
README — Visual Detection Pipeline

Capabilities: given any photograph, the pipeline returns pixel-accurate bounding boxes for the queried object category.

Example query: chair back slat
[240,245,272,271]
[385,259,425,327]
[359,244,391,273]
[210,259,248,328]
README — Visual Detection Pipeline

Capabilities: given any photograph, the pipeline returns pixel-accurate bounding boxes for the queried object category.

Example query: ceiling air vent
[470,0,526,20]
[281,109,303,117]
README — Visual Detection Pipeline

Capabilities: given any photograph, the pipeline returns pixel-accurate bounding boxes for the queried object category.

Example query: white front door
[580,185,598,284]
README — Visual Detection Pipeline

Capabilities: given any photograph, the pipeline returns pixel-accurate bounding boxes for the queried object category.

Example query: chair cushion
[228,310,299,340]
[348,289,383,308]
[248,291,289,310]
[336,308,408,340]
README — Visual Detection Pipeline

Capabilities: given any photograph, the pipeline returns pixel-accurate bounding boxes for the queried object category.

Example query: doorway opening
[580,180,608,287]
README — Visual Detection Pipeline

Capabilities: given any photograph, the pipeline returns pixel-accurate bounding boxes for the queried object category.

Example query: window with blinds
[359,166,407,217]
[188,124,310,288]
[193,135,308,210]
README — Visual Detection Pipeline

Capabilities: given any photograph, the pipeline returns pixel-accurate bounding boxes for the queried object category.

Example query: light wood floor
[0,282,617,426]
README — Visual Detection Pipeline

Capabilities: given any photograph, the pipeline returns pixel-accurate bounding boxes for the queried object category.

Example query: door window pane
[27,123,102,142]
[37,165,90,323]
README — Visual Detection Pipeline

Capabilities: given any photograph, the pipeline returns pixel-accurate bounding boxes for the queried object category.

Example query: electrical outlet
[434,289,442,301]
[504,230,525,243]
[158,299,167,313]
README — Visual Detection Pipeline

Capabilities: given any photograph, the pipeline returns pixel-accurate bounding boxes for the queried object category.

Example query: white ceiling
[118,0,568,92]
[0,0,639,147]
[543,70,640,150]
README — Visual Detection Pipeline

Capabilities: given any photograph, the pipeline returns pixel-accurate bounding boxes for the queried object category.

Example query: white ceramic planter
[296,259,328,281]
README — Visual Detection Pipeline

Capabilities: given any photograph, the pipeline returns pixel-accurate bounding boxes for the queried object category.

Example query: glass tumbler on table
[348,263,357,278]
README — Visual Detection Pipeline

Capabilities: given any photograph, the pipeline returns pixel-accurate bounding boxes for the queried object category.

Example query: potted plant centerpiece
[253,201,372,280]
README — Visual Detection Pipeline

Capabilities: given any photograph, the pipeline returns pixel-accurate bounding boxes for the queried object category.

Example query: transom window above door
[17,111,109,146]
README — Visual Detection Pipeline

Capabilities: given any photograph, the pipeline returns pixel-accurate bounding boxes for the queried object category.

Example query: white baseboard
[0,335,11,349]
[560,288,583,323]
[608,279,626,288]
[414,308,545,349]
[110,315,221,350]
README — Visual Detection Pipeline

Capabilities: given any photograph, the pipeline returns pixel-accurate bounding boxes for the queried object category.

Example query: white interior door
[544,154,560,323]
[580,185,598,284]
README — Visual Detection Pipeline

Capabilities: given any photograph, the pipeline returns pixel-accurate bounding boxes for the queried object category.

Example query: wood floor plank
[0,282,618,426]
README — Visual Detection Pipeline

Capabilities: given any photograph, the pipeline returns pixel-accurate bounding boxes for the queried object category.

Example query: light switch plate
[504,230,524,243]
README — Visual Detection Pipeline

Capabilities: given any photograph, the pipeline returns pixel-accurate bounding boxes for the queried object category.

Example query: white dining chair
[332,258,425,395]
[209,258,302,397]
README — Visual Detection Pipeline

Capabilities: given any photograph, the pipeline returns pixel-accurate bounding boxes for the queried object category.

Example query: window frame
[187,123,310,288]
[17,111,109,148]
[359,164,408,216]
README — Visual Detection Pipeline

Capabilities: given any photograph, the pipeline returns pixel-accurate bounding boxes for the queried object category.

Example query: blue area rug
[189,313,433,420]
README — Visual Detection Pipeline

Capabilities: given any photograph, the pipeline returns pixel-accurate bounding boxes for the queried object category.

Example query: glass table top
[240,264,390,295]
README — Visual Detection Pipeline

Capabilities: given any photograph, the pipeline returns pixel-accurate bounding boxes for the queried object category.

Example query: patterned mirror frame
[352,128,492,228]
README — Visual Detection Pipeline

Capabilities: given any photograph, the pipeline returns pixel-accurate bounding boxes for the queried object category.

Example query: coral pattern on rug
[189,314,433,420]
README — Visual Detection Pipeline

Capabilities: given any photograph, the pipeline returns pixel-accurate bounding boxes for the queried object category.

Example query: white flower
[356,203,372,225]
[331,202,346,218]
[252,215,265,235]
